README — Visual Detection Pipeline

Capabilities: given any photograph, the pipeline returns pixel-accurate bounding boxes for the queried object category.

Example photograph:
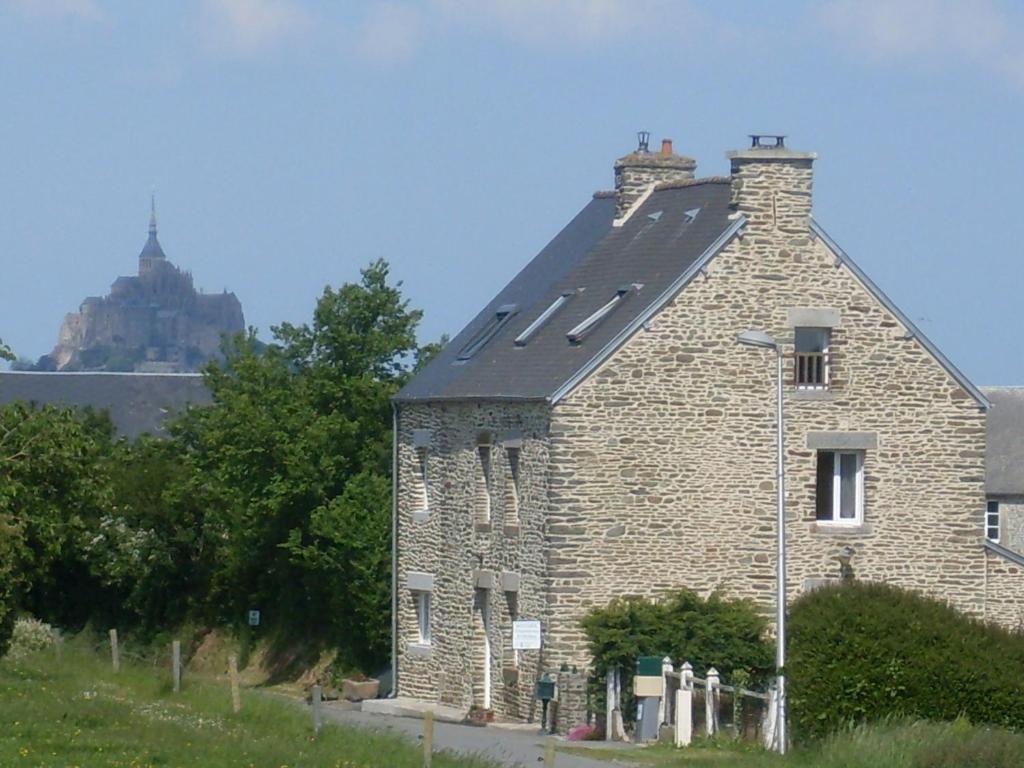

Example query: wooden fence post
[675,661,693,747]
[544,735,556,767]
[228,654,241,714]
[312,684,322,735]
[659,656,673,726]
[422,710,434,768]
[705,668,719,737]
[109,629,119,673]
[172,640,181,693]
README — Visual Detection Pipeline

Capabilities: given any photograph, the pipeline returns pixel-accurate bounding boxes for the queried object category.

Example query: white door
[474,588,492,709]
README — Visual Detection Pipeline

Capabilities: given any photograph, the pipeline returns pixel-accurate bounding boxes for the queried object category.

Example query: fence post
[228,654,241,714]
[423,710,434,768]
[544,735,556,766]
[109,629,120,673]
[659,656,673,726]
[675,662,693,747]
[705,668,719,737]
[312,684,322,735]
[172,640,181,693]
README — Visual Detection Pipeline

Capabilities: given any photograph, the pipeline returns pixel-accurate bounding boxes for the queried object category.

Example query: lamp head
[736,329,778,350]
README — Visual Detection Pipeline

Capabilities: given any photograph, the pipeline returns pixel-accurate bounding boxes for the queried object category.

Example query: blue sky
[1,0,1022,383]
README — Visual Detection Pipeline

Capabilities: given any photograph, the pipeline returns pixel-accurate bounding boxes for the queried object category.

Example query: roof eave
[550,215,748,405]
[810,219,990,411]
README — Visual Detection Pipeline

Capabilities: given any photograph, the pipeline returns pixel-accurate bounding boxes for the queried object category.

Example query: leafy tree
[0,338,12,362]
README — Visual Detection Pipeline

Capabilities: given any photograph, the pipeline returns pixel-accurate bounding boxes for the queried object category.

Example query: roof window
[514,292,574,347]
[457,304,516,360]
[566,288,629,344]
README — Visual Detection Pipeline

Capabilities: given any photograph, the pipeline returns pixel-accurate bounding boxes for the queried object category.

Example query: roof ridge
[653,176,731,191]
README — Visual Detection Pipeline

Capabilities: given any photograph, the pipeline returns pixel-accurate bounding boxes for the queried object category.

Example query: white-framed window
[795,327,830,389]
[413,590,431,645]
[987,500,1001,543]
[413,447,429,512]
[815,450,864,524]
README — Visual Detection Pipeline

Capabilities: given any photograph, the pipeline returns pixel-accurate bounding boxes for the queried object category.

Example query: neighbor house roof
[397,180,740,402]
[983,386,1024,496]
[0,371,210,438]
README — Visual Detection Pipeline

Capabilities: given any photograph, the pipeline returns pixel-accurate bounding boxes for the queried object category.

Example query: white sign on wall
[512,619,542,650]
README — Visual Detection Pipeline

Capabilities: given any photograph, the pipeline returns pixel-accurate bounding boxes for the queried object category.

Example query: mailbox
[636,656,662,677]
[535,674,556,701]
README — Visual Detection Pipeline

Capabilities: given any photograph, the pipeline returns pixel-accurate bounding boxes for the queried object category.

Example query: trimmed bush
[788,581,1024,741]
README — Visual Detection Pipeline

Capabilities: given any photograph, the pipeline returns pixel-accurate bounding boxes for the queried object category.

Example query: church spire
[139,193,167,271]
[149,193,157,236]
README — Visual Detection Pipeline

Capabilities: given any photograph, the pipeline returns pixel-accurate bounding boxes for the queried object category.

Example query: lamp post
[736,330,787,754]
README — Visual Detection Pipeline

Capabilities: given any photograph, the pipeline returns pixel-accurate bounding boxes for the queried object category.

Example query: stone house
[391,134,1023,726]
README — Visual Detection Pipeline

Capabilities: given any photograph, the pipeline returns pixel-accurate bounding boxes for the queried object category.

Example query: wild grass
[0,638,496,768]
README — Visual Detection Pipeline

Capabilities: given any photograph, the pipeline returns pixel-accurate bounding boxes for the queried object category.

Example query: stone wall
[985,548,1024,630]
[394,401,552,721]
[998,498,1024,553]
[543,155,989,702]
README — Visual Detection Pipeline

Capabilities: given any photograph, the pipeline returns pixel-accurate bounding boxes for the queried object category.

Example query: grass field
[5,641,1024,768]
[0,640,496,768]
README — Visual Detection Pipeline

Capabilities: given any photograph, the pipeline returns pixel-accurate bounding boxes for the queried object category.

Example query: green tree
[175,260,426,668]
[0,338,12,362]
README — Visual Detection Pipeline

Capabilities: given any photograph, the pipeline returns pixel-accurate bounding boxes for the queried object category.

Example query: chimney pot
[661,139,673,156]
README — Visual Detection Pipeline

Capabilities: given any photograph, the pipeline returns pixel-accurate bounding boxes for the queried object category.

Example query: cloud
[355,2,422,64]
[4,0,101,21]
[433,0,697,47]
[818,0,1024,87]
[198,0,311,55]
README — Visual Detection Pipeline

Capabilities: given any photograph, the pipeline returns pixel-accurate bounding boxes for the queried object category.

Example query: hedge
[788,581,1024,740]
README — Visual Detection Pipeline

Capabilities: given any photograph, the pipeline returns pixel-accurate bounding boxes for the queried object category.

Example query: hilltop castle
[45,200,244,373]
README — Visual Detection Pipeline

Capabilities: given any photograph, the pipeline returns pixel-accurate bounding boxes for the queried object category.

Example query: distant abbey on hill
[44,200,244,373]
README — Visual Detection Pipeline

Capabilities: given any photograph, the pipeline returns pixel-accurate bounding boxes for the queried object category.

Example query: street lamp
[736,329,787,755]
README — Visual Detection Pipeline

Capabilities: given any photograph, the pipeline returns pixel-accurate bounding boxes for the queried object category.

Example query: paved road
[319,704,638,768]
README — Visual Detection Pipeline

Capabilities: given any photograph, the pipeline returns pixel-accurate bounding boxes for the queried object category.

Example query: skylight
[457,304,516,360]
[514,292,574,346]
[566,289,628,344]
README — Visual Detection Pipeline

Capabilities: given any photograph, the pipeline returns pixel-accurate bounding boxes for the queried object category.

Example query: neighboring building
[983,387,1024,555]
[392,134,1023,726]
[44,199,244,373]
[0,371,210,439]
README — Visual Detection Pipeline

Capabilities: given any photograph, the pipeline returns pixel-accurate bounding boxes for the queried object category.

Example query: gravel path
[319,703,639,768]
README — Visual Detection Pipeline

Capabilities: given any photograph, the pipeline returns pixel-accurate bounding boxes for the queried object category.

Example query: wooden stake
[422,710,434,768]
[109,629,119,673]
[172,640,181,693]
[312,684,322,735]
[544,735,556,767]
[228,654,241,713]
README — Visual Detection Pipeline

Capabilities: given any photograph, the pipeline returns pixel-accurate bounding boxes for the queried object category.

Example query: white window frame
[477,443,492,524]
[986,500,1001,543]
[413,590,431,645]
[794,327,831,390]
[414,446,430,513]
[817,450,864,525]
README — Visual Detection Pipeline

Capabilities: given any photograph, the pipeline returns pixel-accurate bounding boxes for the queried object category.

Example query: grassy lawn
[560,719,1024,768]
[0,641,496,768]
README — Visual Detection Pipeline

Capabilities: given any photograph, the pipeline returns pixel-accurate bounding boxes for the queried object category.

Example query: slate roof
[983,387,1024,496]
[0,371,210,439]
[139,230,167,260]
[397,180,737,402]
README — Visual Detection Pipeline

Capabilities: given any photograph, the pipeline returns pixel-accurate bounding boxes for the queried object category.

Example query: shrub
[5,617,55,660]
[788,581,1024,741]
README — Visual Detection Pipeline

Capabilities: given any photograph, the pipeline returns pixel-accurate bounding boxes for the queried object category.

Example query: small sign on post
[247,610,261,627]
[512,619,542,650]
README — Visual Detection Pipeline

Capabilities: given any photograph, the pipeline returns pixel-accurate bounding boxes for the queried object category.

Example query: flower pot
[342,678,380,701]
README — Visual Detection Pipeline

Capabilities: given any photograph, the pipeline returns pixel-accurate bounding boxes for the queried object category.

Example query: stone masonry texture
[395,148,1018,728]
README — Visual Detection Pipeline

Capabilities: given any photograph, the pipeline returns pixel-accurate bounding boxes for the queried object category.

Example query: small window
[476,443,492,525]
[413,591,431,645]
[567,289,628,344]
[987,500,1001,543]
[795,327,830,389]
[816,450,863,524]
[505,447,521,523]
[412,447,429,512]
[457,305,516,360]
[515,293,574,346]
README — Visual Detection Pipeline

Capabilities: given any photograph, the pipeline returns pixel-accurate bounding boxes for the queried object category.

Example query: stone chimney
[614,131,696,221]
[726,135,816,234]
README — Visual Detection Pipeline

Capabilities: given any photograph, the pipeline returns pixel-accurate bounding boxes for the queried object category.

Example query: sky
[1,0,1023,384]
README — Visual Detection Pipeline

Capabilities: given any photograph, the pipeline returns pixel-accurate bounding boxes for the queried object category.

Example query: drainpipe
[390,402,399,698]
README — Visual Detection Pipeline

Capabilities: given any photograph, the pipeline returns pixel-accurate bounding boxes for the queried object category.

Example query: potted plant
[341,673,380,701]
